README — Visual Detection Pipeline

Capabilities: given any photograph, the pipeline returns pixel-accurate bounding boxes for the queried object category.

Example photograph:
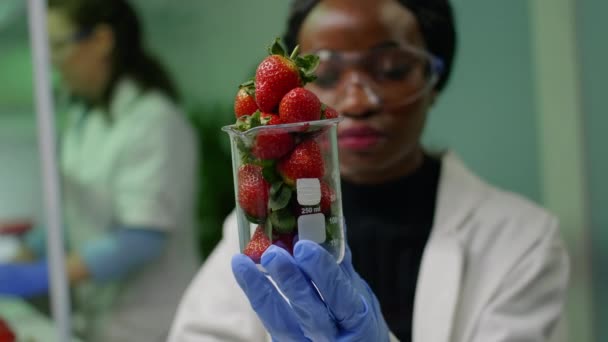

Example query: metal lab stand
[27,0,71,341]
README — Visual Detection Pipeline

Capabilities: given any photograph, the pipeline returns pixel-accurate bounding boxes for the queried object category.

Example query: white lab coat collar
[109,78,143,119]
[413,152,490,342]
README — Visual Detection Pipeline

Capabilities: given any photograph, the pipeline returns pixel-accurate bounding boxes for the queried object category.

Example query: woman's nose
[335,72,382,118]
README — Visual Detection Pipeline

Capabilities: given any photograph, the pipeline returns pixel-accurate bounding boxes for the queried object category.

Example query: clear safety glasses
[307,44,444,109]
[49,28,93,62]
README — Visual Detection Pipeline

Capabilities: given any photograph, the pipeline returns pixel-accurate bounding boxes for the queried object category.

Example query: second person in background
[0,0,199,341]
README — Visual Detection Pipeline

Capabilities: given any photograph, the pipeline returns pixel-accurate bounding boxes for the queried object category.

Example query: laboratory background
[0,0,605,341]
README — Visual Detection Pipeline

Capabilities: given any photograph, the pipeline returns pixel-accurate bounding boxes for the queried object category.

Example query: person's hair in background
[283,0,457,92]
[48,0,179,108]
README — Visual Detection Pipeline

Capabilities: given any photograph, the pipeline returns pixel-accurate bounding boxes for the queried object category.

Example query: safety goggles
[307,44,444,109]
[49,28,93,61]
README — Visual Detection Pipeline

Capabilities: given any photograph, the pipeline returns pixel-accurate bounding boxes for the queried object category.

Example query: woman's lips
[338,126,385,151]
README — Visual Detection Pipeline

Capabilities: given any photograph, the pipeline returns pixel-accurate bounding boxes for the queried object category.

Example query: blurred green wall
[0,3,33,111]
[579,0,608,340]
[423,0,540,202]
[131,0,292,108]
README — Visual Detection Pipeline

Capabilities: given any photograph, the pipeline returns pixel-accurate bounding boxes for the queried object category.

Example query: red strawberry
[272,232,296,255]
[234,86,258,119]
[244,225,272,263]
[0,318,15,342]
[255,55,301,113]
[277,139,325,186]
[279,87,322,124]
[322,105,339,119]
[320,182,336,214]
[254,39,319,113]
[251,114,295,160]
[261,112,281,125]
[238,164,270,219]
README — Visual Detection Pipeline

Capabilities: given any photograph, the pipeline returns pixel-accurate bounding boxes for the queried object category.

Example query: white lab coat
[60,78,199,341]
[168,152,569,342]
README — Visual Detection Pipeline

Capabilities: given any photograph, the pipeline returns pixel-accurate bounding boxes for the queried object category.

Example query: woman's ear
[90,24,115,58]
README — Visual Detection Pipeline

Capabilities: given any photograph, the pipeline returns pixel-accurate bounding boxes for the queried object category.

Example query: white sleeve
[471,220,570,342]
[113,108,197,230]
[167,210,269,342]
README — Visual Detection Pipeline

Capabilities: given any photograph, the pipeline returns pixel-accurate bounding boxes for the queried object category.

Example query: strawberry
[272,232,296,255]
[238,164,270,219]
[244,225,272,263]
[0,319,15,342]
[320,181,336,214]
[234,82,258,119]
[277,139,325,186]
[251,114,295,160]
[255,56,300,113]
[321,104,339,119]
[279,87,322,124]
[255,39,320,112]
[261,112,281,125]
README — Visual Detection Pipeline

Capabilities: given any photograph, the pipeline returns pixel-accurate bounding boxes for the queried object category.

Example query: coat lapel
[413,152,489,342]
[413,236,463,342]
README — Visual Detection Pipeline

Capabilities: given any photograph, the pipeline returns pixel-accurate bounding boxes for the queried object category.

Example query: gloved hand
[232,240,389,342]
[0,261,49,298]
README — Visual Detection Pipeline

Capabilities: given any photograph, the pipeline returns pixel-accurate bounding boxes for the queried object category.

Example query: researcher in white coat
[168,0,569,341]
[0,0,198,341]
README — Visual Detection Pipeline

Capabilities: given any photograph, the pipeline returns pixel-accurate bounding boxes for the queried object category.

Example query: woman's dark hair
[283,0,457,92]
[48,0,179,105]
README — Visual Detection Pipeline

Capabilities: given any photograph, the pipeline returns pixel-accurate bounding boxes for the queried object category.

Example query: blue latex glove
[232,240,389,342]
[0,261,49,298]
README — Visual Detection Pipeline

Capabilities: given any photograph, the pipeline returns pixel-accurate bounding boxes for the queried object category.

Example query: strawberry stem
[290,45,300,59]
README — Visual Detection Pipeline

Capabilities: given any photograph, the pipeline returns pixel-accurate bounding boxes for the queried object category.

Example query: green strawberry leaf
[295,54,320,85]
[236,139,254,164]
[260,114,272,125]
[240,152,253,165]
[269,180,282,197]
[235,116,251,131]
[320,103,327,119]
[295,54,320,72]
[269,209,296,233]
[240,79,254,87]
[325,219,337,242]
[265,221,273,238]
[249,111,263,129]
[239,79,256,96]
[269,183,292,211]
[262,161,281,184]
[235,110,266,132]
[269,38,286,57]
[244,211,266,224]
[301,73,318,84]
[260,158,276,168]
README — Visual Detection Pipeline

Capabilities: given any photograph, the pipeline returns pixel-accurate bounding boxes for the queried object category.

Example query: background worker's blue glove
[0,261,49,298]
[232,240,390,342]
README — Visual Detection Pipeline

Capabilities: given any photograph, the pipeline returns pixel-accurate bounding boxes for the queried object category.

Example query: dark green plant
[187,103,235,261]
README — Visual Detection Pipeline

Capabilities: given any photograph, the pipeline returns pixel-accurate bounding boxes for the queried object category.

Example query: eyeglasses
[307,44,444,109]
[49,28,93,61]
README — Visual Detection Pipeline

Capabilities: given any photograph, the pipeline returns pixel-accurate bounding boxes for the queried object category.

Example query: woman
[0,0,198,341]
[168,0,569,341]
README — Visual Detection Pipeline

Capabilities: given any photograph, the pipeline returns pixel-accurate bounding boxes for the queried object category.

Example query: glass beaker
[222,117,345,266]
